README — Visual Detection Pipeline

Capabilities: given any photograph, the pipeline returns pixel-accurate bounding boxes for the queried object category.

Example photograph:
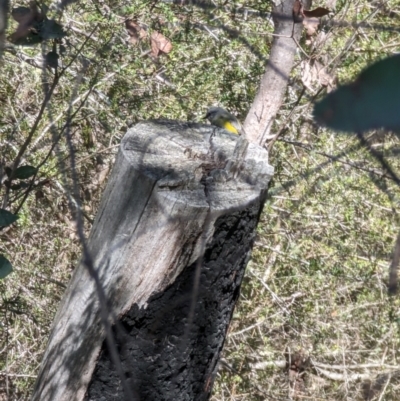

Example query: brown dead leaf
[301,59,336,93]
[303,16,320,36]
[10,1,44,42]
[125,19,147,45]
[293,1,330,36]
[11,7,31,23]
[150,31,172,58]
[285,350,310,400]
[292,0,304,23]
[303,7,330,18]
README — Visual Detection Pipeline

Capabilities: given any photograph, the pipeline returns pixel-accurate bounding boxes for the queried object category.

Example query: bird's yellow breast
[223,121,239,135]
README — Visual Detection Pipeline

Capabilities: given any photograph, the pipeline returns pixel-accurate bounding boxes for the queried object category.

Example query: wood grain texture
[32,120,273,401]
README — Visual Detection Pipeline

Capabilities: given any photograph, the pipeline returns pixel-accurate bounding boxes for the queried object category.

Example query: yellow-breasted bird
[205,106,242,135]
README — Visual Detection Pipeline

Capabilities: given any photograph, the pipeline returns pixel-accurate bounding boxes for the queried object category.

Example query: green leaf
[314,54,400,133]
[0,209,18,227]
[15,165,37,179]
[0,255,13,279]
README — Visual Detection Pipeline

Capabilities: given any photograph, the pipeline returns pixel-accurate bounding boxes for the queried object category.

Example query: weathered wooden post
[32,120,273,401]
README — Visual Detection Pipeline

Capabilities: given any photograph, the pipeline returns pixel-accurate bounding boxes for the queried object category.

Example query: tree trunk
[31,120,273,401]
[243,0,311,145]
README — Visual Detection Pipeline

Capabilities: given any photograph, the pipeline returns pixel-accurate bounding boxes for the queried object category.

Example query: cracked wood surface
[32,121,273,401]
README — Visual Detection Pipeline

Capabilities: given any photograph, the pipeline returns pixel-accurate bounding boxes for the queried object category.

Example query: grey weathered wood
[31,120,273,401]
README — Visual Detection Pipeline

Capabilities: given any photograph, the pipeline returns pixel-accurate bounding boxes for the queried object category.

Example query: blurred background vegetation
[0,0,400,399]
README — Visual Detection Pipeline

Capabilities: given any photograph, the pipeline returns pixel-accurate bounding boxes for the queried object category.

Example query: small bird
[205,106,242,135]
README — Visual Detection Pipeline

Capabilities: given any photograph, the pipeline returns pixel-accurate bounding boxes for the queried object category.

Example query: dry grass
[0,0,400,399]
[214,130,400,400]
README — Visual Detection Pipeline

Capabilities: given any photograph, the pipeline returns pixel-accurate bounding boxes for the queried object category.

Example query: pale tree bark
[244,0,311,146]
[32,121,273,401]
